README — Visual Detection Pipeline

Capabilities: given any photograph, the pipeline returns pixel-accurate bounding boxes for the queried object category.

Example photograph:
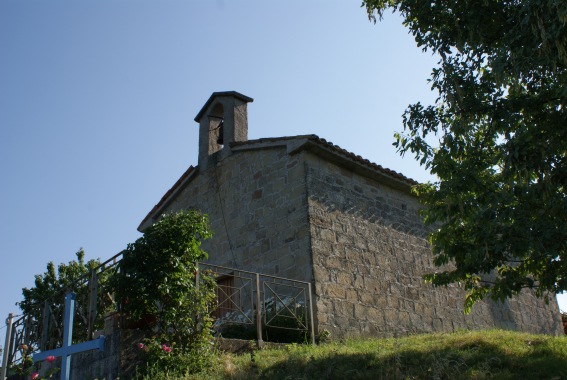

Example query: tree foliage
[19,248,103,346]
[19,249,99,314]
[363,0,567,310]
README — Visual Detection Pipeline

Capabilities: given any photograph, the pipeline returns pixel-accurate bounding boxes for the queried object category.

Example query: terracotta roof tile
[233,134,418,186]
[307,135,418,186]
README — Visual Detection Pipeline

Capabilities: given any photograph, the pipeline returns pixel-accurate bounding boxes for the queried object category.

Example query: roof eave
[137,165,199,232]
[194,91,254,122]
[290,139,416,193]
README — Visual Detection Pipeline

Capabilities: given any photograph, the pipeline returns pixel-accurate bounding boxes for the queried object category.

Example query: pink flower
[162,344,172,353]
[137,343,145,350]
[46,355,56,363]
[31,372,39,380]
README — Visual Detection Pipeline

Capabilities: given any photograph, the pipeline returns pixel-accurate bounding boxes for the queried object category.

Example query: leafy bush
[115,210,217,375]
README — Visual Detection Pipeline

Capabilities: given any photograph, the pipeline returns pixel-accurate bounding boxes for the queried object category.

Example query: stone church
[139,91,563,338]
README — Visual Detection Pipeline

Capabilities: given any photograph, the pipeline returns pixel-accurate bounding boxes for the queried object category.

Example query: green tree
[363,0,567,311]
[19,248,103,347]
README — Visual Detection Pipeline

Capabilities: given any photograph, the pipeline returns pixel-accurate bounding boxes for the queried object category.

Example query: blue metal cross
[33,293,105,380]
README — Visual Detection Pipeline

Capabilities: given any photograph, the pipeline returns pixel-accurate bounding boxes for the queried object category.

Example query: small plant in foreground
[134,337,215,378]
[8,345,59,380]
[8,344,34,379]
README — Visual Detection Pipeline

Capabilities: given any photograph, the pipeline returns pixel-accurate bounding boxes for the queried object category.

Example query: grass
[139,329,567,379]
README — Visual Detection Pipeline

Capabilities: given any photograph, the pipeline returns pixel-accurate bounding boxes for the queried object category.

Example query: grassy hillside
[140,330,567,379]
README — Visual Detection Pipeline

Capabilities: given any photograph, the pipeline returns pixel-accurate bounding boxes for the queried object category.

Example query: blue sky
[1,0,564,339]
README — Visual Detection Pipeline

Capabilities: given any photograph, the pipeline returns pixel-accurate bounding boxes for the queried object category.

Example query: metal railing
[2,251,124,371]
[2,254,316,371]
[200,262,316,345]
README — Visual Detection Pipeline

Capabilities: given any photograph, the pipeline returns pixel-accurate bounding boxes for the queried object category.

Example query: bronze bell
[216,121,224,145]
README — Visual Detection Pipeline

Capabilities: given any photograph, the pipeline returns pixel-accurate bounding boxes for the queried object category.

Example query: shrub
[115,210,217,375]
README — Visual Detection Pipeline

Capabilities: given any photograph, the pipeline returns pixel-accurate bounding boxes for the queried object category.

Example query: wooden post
[24,314,32,345]
[308,282,316,345]
[1,313,14,380]
[87,269,98,339]
[7,321,16,369]
[255,273,263,349]
[194,262,200,334]
[195,262,200,289]
[41,301,50,351]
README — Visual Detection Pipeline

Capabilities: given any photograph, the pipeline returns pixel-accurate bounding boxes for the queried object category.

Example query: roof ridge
[235,134,417,185]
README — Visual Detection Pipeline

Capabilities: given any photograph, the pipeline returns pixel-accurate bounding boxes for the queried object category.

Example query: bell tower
[194,91,254,169]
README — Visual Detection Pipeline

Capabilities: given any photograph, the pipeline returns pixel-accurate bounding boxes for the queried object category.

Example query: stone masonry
[306,155,562,337]
[139,91,563,339]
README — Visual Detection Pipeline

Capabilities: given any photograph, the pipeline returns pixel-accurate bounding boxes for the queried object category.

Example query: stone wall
[147,139,562,339]
[305,154,564,338]
[162,146,312,282]
[68,331,121,380]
